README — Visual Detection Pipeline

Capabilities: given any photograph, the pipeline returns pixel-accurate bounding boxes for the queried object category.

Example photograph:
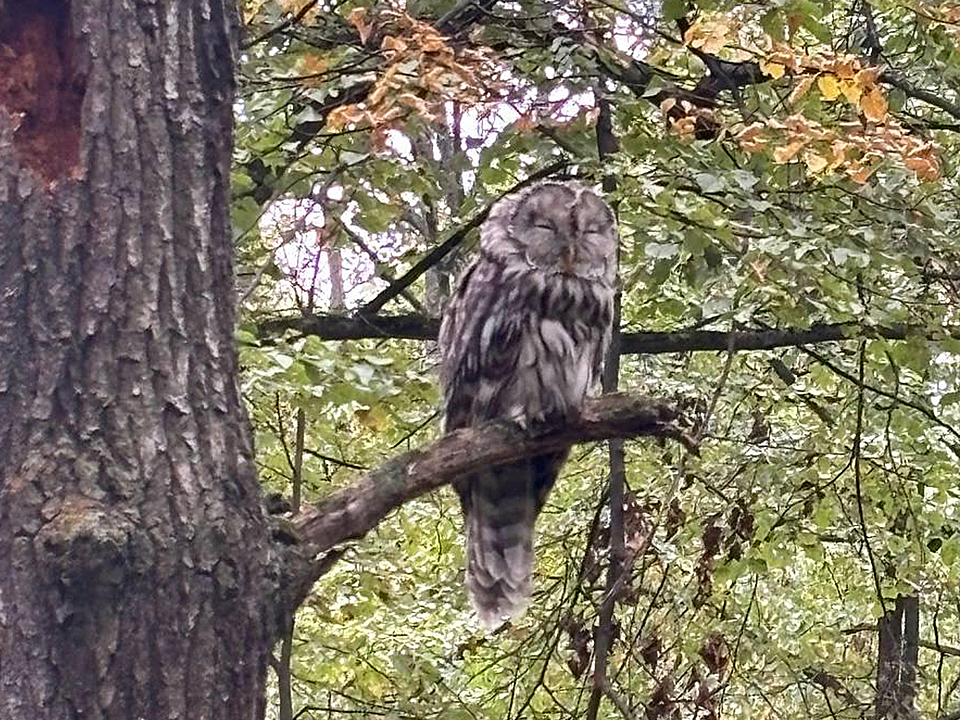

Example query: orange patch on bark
[0,1,84,183]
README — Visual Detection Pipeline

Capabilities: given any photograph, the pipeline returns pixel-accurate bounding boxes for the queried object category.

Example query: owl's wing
[439,255,571,628]
[438,256,525,431]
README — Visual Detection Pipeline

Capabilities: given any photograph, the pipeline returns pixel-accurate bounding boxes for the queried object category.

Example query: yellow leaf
[861,87,888,122]
[773,139,805,163]
[817,74,840,100]
[788,75,816,105]
[243,0,269,22]
[803,151,828,173]
[840,79,862,106]
[761,61,785,80]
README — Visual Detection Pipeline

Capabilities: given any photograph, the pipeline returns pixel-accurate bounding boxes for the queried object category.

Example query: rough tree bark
[0,2,277,718]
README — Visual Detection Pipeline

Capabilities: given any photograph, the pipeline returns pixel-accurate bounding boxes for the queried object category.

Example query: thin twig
[802,345,960,454]
[242,0,323,50]
[600,681,638,720]
[852,341,886,614]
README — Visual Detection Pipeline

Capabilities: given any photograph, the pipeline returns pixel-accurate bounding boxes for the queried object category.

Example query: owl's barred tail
[462,461,539,629]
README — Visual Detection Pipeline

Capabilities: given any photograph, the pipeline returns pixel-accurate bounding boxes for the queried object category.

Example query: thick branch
[258,312,441,341]
[880,71,960,122]
[257,313,959,354]
[291,393,685,554]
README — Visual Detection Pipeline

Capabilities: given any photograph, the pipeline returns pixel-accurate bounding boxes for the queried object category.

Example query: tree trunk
[0,2,276,718]
[876,595,920,719]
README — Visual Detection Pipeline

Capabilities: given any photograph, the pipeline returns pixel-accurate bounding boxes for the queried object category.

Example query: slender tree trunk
[877,601,903,719]
[876,595,920,719]
[0,2,276,718]
[586,93,625,720]
[328,246,345,311]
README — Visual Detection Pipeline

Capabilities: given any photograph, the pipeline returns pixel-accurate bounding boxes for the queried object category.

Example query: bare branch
[291,393,688,554]
[258,312,441,342]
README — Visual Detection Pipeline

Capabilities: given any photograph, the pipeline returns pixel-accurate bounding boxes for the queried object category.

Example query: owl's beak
[561,246,577,273]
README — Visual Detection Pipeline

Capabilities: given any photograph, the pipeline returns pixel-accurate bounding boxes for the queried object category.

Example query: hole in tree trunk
[0,0,84,183]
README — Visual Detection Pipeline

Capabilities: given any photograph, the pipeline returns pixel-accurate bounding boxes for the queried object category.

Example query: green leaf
[646,242,680,258]
[695,172,726,193]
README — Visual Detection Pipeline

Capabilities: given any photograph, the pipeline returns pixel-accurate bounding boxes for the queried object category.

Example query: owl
[438,180,617,628]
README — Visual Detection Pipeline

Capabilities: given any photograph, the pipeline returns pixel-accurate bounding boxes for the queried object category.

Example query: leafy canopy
[235,0,960,718]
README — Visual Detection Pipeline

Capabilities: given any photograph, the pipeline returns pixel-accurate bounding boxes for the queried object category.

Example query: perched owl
[438,180,617,628]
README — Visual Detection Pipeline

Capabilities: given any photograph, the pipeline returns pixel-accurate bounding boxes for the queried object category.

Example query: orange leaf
[833,56,859,79]
[854,67,881,86]
[421,36,447,53]
[803,151,828,173]
[736,122,768,151]
[348,7,372,45]
[368,81,391,107]
[829,140,849,169]
[773,139,805,163]
[788,75,816,105]
[849,162,877,184]
[861,87,888,122]
[326,104,366,130]
[381,35,407,55]
[684,20,729,55]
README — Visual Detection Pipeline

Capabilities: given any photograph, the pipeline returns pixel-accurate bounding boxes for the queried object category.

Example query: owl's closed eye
[506,183,617,279]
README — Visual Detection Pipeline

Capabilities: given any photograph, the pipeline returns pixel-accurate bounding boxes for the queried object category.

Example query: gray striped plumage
[438,180,617,629]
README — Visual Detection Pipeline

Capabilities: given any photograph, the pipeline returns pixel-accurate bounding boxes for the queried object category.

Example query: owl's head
[482,180,617,283]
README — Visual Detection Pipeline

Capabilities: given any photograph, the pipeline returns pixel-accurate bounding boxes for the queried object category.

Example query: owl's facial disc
[501,182,615,281]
